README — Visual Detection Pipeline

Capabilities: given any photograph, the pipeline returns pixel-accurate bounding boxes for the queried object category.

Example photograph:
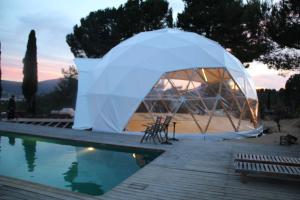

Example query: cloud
[18,11,74,35]
[251,74,288,90]
[3,62,64,82]
[16,11,76,69]
[246,61,293,90]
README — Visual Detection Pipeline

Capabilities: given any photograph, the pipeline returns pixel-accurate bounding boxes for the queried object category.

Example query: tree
[36,66,78,114]
[177,0,270,65]
[267,0,299,49]
[285,74,300,112]
[22,30,38,114]
[66,0,173,58]
[260,0,300,71]
[53,66,78,108]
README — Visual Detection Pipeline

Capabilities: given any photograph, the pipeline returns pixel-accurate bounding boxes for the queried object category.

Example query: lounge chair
[159,116,172,144]
[140,116,162,144]
[234,153,300,182]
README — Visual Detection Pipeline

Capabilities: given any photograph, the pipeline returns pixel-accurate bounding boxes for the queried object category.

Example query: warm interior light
[202,69,208,82]
[87,147,95,151]
[132,153,136,158]
[229,80,235,89]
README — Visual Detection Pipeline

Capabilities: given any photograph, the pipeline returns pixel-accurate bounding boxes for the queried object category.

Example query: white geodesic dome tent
[73,28,260,134]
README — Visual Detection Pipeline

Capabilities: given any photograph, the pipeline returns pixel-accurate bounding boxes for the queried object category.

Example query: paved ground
[0,122,299,200]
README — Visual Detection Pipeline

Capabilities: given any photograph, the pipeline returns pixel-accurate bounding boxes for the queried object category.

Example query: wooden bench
[234,153,300,181]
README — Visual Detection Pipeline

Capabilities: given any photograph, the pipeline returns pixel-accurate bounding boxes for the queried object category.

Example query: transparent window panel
[146,77,179,99]
[245,78,258,99]
[202,97,219,111]
[223,70,245,98]
[248,99,258,118]
[199,68,223,84]
[173,102,204,133]
[144,100,168,114]
[189,69,213,99]
[228,69,246,94]
[202,98,235,133]
[206,115,236,133]
[125,102,154,132]
[125,112,154,132]
[220,73,246,130]
[195,68,222,97]
[247,98,258,127]
[238,103,256,131]
[185,100,211,132]
[220,99,240,131]
[167,69,196,97]
[223,70,232,81]
[125,67,259,133]
[166,69,193,81]
[220,92,241,116]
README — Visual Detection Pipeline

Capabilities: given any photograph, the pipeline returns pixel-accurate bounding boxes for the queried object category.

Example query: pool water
[0,132,161,196]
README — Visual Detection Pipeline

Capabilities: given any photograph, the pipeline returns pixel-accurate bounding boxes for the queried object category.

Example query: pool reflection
[8,137,15,146]
[63,162,103,195]
[69,147,149,194]
[22,139,37,172]
[0,132,160,196]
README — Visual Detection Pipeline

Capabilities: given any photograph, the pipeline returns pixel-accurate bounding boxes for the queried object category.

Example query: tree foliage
[66,0,173,58]
[52,66,78,108]
[177,0,270,65]
[259,48,300,71]
[260,0,300,71]
[257,74,300,118]
[22,30,38,114]
[267,0,299,49]
[66,0,299,72]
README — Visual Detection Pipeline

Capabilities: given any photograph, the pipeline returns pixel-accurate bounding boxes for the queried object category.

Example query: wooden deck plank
[0,176,102,200]
[235,153,300,166]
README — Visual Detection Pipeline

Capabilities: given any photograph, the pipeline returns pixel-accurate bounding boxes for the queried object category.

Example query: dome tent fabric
[73,28,259,134]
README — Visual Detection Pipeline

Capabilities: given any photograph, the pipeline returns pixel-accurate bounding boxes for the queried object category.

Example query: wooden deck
[0,176,99,200]
[0,122,299,200]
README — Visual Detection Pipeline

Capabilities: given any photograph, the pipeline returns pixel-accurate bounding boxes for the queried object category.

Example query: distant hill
[1,79,60,97]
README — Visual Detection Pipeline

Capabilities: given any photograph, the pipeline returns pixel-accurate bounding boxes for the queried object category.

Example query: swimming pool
[0,131,161,196]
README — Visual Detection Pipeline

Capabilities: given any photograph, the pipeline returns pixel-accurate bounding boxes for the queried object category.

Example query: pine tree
[260,0,300,71]
[177,0,270,65]
[66,0,172,58]
[22,30,38,114]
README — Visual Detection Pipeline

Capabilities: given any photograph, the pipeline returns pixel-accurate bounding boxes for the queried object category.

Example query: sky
[0,0,292,89]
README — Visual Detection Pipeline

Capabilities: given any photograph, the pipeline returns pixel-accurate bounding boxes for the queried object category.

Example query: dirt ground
[233,118,300,146]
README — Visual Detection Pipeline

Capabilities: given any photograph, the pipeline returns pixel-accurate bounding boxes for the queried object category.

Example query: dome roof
[73,28,258,133]
[95,28,256,99]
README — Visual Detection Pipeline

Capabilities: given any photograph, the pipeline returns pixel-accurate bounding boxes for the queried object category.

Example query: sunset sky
[0,0,292,89]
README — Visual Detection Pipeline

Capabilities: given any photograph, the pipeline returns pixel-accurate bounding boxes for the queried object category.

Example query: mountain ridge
[1,79,60,97]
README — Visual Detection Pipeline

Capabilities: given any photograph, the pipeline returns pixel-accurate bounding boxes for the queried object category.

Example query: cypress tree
[22,30,38,114]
